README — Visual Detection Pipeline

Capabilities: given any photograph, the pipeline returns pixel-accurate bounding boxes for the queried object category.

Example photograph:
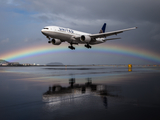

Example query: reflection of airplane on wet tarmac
[43,78,121,109]
[41,23,137,50]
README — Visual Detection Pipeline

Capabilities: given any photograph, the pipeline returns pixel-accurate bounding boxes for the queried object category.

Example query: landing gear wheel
[85,44,92,49]
[48,41,51,43]
[68,46,75,50]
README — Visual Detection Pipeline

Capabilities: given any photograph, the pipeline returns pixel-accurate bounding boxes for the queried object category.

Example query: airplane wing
[89,27,137,38]
[103,37,121,41]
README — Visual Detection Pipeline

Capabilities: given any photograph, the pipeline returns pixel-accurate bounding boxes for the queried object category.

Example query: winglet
[99,23,106,33]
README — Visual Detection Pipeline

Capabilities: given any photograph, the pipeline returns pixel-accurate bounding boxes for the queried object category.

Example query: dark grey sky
[0,0,160,65]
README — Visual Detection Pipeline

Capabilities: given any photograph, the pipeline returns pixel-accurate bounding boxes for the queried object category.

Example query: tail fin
[99,23,106,33]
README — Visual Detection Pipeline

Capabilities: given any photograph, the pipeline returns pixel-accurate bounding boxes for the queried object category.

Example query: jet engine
[51,39,61,45]
[80,35,91,43]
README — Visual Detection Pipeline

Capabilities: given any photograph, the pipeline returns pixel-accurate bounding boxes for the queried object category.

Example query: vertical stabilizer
[99,23,106,33]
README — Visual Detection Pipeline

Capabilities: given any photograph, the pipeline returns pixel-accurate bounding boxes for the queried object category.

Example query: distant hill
[0,59,9,63]
[46,62,64,66]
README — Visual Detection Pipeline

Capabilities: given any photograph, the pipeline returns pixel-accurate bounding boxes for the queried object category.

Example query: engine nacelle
[80,35,91,43]
[51,39,61,45]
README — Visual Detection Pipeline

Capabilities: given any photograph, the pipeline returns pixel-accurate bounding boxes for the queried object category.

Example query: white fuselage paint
[41,26,104,44]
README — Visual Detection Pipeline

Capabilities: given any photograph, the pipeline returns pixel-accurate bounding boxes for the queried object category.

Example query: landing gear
[68,45,75,50]
[47,36,51,44]
[85,44,92,49]
[46,36,50,40]
[68,43,76,50]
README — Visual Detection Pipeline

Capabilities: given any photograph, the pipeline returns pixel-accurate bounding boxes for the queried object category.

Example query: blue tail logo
[99,23,106,33]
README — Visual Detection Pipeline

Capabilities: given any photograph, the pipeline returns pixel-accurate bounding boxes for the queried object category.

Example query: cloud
[32,13,125,27]
[1,38,9,43]
[19,0,159,22]
[24,38,29,42]
[152,34,160,41]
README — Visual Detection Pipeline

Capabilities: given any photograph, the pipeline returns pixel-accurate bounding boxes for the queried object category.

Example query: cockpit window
[43,28,49,29]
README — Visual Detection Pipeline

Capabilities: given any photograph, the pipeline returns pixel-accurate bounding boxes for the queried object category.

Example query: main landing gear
[85,44,92,49]
[68,46,75,50]
[68,43,75,50]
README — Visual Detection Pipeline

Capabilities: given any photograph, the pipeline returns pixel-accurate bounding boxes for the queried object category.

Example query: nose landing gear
[47,36,51,43]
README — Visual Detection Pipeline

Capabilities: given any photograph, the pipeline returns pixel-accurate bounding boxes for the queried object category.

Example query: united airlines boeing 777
[41,23,137,50]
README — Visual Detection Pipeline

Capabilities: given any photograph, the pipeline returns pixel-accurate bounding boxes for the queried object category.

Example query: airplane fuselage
[41,26,99,44]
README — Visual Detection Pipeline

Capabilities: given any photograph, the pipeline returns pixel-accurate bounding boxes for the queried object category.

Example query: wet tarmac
[0,66,160,120]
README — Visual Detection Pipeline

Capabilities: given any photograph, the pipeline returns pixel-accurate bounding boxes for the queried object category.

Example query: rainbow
[0,43,160,64]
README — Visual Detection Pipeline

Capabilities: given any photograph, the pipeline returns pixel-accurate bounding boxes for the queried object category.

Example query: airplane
[41,23,137,50]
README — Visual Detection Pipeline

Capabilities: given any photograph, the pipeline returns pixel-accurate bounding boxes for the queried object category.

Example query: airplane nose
[41,29,44,34]
[41,29,46,35]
